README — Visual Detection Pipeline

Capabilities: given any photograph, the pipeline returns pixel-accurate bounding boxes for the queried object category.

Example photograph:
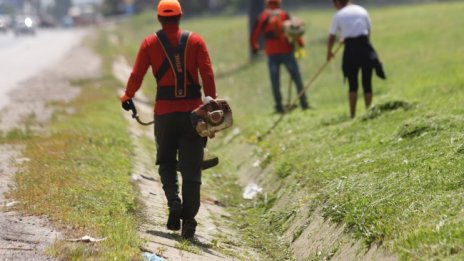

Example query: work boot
[167,204,182,231]
[181,219,197,240]
[275,104,284,114]
[300,99,309,110]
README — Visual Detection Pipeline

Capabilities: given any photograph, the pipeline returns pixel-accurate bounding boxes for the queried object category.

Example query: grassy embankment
[4,1,463,260]
[3,36,142,258]
[104,2,464,260]
[108,2,464,260]
[209,2,463,260]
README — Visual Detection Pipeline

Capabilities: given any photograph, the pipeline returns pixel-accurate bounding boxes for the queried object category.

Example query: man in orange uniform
[120,0,216,239]
[251,0,309,113]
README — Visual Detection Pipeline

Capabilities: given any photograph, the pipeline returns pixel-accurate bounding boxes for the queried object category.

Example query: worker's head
[157,0,182,24]
[332,0,349,9]
[266,0,281,8]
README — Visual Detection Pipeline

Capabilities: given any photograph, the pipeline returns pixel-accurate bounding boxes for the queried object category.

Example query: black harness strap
[261,9,287,40]
[156,30,200,100]
[156,50,196,84]
[155,59,170,82]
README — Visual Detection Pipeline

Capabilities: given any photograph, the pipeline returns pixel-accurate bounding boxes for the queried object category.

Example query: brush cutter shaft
[291,43,343,106]
[258,42,343,141]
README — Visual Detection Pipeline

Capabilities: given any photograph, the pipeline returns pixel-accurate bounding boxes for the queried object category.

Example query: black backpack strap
[261,9,282,30]
[155,59,170,82]
[261,13,271,31]
[156,30,192,98]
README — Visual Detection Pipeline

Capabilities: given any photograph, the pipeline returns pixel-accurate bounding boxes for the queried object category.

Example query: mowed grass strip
[7,66,141,259]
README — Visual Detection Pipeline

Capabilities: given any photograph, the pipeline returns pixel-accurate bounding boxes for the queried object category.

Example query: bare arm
[326,34,336,61]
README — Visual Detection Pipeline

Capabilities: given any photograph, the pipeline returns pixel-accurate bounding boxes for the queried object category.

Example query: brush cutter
[190,97,233,138]
[122,98,221,170]
[283,17,306,112]
[257,42,344,141]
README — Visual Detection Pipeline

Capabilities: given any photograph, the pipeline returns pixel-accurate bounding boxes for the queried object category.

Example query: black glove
[122,99,138,119]
[122,99,135,111]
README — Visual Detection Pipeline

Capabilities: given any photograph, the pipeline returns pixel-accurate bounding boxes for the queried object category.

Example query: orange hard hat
[157,0,182,17]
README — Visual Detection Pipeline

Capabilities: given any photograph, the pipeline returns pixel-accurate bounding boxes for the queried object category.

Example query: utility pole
[248,0,264,60]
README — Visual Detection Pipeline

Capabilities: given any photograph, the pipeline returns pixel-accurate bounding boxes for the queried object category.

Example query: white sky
[41,0,102,7]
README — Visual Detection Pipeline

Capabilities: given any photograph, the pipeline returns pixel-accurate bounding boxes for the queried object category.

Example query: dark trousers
[343,36,374,94]
[155,112,204,220]
[268,53,308,111]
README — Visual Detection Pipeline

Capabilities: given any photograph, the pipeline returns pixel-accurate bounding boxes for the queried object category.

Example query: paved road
[0,29,85,110]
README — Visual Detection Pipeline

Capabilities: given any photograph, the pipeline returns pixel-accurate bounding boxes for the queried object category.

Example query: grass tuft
[362,100,412,121]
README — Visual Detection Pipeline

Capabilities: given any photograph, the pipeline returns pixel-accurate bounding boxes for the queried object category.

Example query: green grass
[5,34,142,259]
[199,2,462,260]
[110,2,464,259]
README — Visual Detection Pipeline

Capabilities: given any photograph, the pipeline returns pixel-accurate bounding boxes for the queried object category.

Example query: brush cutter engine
[191,97,233,137]
[283,18,305,39]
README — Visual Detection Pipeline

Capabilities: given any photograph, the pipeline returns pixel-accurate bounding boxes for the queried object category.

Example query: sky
[41,0,102,7]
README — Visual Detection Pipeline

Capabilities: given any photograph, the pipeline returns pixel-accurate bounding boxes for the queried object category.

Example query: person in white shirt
[327,0,385,118]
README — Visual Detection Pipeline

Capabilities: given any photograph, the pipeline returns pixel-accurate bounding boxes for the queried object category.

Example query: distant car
[38,14,56,28]
[13,15,36,36]
[0,20,7,33]
[0,15,11,33]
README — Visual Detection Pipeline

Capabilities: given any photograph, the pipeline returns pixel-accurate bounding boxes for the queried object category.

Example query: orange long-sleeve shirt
[124,24,216,115]
[250,7,304,56]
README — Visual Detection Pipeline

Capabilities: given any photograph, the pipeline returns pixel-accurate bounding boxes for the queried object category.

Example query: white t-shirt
[329,4,371,39]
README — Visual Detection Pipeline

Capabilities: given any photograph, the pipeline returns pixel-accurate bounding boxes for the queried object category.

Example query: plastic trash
[66,235,107,243]
[243,183,263,199]
[143,252,166,261]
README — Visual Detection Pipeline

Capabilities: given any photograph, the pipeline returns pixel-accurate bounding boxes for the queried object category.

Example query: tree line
[102,0,330,16]
[102,0,451,16]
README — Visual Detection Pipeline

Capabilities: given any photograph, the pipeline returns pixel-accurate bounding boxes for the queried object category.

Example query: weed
[174,240,203,255]
[2,127,35,141]
[275,161,294,179]
[292,222,309,243]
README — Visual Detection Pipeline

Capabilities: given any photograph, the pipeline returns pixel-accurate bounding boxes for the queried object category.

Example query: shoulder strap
[261,9,282,30]
[156,30,191,98]
[261,11,271,30]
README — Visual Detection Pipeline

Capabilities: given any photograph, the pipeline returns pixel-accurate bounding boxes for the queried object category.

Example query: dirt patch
[0,35,101,259]
[0,144,61,260]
